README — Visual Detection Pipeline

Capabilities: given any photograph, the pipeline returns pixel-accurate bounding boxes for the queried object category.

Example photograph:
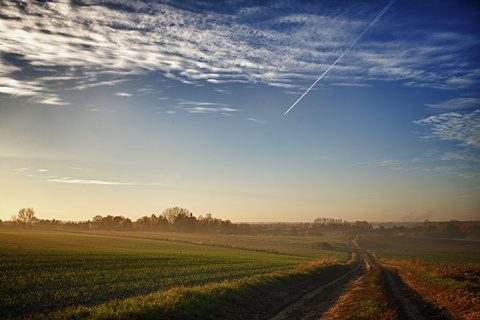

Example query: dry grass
[321,259,397,319]
[386,259,480,319]
[294,258,338,272]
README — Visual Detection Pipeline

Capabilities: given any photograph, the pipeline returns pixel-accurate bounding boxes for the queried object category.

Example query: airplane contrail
[284,0,396,115]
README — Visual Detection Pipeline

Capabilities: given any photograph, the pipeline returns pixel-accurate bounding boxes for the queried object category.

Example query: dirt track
[381,265,449,319]
[270,255,365,320]
[269,247,452,320]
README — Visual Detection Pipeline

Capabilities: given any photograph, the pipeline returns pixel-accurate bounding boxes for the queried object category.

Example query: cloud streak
[0,0,478,105]
[414,110,480,149]
[47,178,163,186]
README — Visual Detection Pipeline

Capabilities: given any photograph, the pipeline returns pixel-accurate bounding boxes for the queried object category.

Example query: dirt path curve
[269,252,365,320]
[269,245,451,320]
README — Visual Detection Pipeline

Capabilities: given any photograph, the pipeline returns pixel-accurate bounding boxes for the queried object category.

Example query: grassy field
[89,230,351,258]
[0,230,351,319]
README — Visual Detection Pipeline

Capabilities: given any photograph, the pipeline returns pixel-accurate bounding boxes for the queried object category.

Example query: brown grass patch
[386,260,480,319]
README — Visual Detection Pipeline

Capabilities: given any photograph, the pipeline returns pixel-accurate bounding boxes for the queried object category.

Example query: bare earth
[270,246,458,320]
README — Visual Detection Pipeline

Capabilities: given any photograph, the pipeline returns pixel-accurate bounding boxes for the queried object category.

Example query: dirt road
[270,255,365,320]
[269,248,451,320]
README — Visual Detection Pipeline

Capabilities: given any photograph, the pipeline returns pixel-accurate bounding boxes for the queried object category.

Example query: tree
[18,208,35,229]
[162,207,192,224]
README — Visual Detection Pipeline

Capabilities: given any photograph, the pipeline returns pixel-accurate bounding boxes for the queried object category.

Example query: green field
[0,230,351,319]
[357,235,480,264]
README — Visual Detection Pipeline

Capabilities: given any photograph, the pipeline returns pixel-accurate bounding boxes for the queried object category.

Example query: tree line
[90,208,257,235]
[2,207,479,239]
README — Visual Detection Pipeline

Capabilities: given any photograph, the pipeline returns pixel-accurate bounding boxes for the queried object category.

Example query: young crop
[0,230,348,318]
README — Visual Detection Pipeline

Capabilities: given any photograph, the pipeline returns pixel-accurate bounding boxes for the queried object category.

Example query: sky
[0,0,479,223]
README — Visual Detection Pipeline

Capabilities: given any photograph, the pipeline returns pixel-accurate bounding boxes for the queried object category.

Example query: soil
[268,246,455,320]
[269,258,365,320]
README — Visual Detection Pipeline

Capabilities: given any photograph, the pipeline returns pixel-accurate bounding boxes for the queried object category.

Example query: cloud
[178,101,230,107]
[0,0,478,103]
[186,107,240,114]
[441,152,480,163]
[330,82,372,87]
[378,159,400,166]
[425,97,480,110]
[72,79,130,91]
[355,158,407,171]
[247,118,267,124]
[115,92,132,97]
[414,111,480,178]
[47,178,163,186]
[0,70,70,105]
[67,167,93,171]
[461,173,480,179]
[413,110,480,149]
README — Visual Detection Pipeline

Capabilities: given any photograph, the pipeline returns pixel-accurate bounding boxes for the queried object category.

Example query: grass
[89,230,351,258]
[0,230,351,319]
[40,258,346,320]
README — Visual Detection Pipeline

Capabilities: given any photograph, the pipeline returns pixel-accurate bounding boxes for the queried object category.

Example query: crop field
[90,230,351,258]
[358,235,480,264]
[0,230,351,319]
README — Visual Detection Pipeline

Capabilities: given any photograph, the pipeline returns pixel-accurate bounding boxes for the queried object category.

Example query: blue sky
[0,0,479,222]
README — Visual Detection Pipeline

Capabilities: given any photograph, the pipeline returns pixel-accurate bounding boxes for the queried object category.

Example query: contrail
[284,0,396,115]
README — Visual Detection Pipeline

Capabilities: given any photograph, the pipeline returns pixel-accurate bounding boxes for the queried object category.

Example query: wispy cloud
[72,79,130,91]
[441,152,480,163]
[247,118,267,124]
[425,97,480,110]
[413,110,480,149]
[0,0,477,103]
[115,92,132,97]
[178,101,230,107]
[186,107,240,114]
[331,82,372,87]
[461,173,480,179]
[414,110,480,178]
[47,178,163,186]
[68,167,93,171]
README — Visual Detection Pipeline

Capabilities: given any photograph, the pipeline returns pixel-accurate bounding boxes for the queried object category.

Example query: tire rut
[269,254,365,320]
[269,244,452,320]
[381,265,451,320]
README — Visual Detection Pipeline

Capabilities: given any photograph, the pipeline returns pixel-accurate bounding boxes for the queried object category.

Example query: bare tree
[18,208,35,229]
[162,207,192,224]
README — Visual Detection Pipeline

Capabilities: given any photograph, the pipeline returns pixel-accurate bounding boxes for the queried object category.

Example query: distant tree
[162,207,193,224]
[122,218,134,231]
[135,216,151,231]
[172,211,196,233]
[17,208,35,229]
[150,214,168,231]
[289,226,299,236]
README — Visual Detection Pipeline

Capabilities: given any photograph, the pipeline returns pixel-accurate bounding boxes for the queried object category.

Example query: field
[3,231,479,319]
[0,230,351,319]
